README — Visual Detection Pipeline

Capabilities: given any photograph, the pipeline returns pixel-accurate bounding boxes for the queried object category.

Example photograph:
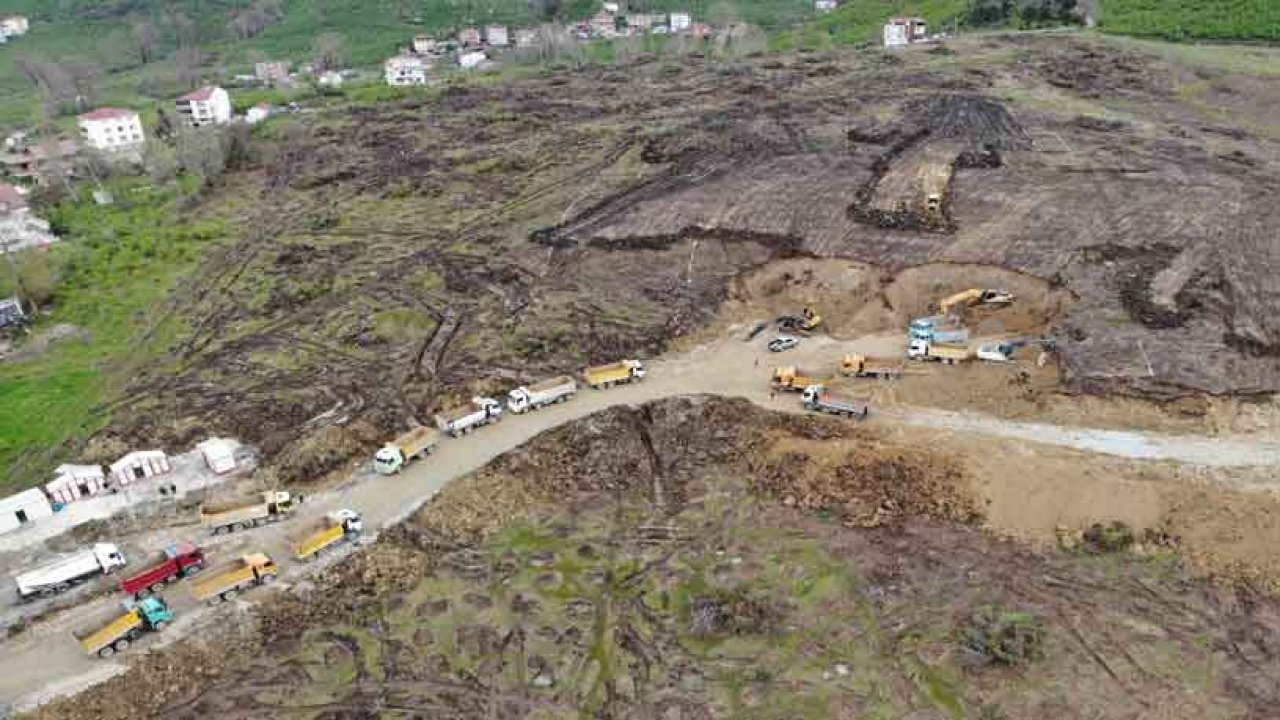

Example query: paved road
[7,329,1280,713]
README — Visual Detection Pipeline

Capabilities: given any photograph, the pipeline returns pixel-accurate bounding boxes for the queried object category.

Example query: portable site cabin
[109,450,171,486]
[197,438,240,475]
[0,489,53,533]
[883,17,927,48]
[45,464,108,505]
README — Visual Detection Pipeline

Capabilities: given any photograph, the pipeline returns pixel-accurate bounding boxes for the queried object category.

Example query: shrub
[963,605,1045,665]
[1082,521,1135,554]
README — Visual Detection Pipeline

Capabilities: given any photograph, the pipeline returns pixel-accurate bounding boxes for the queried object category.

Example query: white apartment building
[176,86,232,126]
[77,108,144,153]
[384,55,428,86]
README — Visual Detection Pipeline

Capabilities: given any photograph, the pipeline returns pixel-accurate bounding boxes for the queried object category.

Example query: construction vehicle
[373,426,441,475]
[908,340,973,364]
[190,553,278,605]
[776,307,823,334]
[293,509,362,561]
[839,354,904,379]
[200,491,300,535]
[435,397,503,437]
[16,543,128,601]
[507,376,577,414]
[119,543,206,598]
[909,315,969,344]
[939,288,1015,315]
[75,597,174,658]
[772,366,825,392]
[584,359,646,389]
[801,385,870,418]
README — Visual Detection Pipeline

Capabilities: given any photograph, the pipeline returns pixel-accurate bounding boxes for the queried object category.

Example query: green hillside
[1099,0,1280,40]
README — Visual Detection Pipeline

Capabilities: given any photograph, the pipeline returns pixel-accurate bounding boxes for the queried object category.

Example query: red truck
[119,542,206,598]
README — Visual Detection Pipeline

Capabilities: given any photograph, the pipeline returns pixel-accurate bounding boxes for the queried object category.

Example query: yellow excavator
[939,289,1015,315]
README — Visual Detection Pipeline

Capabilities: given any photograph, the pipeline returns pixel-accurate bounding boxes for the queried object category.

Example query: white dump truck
[374,426,442,475]
[435,396,503,437]
[15,543,128,601]
[801,385,870,419]
[583,359,646,389]
[507,376,577,413]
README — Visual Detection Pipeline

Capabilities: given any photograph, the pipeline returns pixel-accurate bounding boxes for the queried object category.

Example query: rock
[532,672,555,688]
[834,663,850,676]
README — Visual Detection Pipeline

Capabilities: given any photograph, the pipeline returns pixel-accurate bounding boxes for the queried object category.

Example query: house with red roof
[76,108,144,153]
[176,85,232,126]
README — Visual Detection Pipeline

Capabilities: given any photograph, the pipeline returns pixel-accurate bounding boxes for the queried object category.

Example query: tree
[175,127,229,186]
[143,138,178,184]
[311,32,347,72]
[708,1,741,28]
[169,11,198,48]
[175,46,204,90]
[130,19,157,64]
[527,0,562,22]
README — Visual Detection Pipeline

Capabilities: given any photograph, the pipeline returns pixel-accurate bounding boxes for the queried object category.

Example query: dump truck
[200,491,300,535]
[293,509,362,561]
[801,385,870,418]
[839,354,904,379]
[909,315,969,344]
[908,340,973,365]
[75,597,173,658]
[16,543,128,601]
[939,288,1015,315]
[190,553,278,604]
[584,359,646,389]
[373,426,441,475]
[119,542,206,598]
[435,396,503,437]
[771,365,825,392]
[507,375,577,413]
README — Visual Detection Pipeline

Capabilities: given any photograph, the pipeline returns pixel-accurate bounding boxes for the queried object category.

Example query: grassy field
[0,178,221,491]
[775,0,969,49]
[1099,0,1280,41]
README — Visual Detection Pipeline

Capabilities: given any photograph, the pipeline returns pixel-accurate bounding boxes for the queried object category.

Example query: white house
[254,60,291,85]
[458,27,482,46]
[514,28,539,47]
[384,55,428,86]
[669,12,692,32]
[246,102,273,125]
[815,0,838,13]
[109,450,172,486]
[458,51,488,70]
[884,17,928,48]
[198,438,240,474]
[0,489,52,534]
[77,108,144,153]
[413,35,437,55]
[45,464,108,505]
[485,25,509,47]
[0,16,29,37]
[176,86,232,127]
[317,70,344,88]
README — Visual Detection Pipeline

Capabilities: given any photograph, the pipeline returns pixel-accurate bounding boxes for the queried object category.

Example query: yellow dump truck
[74,597,174,658]
[908,340,973,365]
[200,491,300,534]
[293,510,363,561]
[374,426,441,474]
[584,359,646,389]
[839,354,904,379]
[771,366,824,392]
[190,553,278,604]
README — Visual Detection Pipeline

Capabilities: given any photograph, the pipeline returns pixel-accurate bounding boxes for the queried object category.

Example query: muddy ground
[31,397,1280,720]
[85,32,1280,483]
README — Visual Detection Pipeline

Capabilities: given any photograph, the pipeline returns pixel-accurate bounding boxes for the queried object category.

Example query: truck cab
[907,339,930,358]
[627,360,647,380]
[137,596,175,628]
[331,509,363,535]
[477,396,504,419]
[373,444,405,474]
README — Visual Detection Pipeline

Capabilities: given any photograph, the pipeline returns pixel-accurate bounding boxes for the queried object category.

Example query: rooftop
[180,86,219,102]
[78,107,138,122]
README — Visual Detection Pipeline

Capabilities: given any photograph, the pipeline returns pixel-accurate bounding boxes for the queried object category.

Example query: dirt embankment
[28,397,1280,720]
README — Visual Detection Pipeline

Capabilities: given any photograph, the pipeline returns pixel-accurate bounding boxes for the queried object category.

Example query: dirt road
[7,327,1280,713]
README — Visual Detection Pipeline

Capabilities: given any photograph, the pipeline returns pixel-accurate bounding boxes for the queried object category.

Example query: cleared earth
[27,397,1280,719]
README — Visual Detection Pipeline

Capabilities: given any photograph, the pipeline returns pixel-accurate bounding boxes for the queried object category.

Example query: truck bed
[528,375,574,393]
[295,524,344,559]
[201,503,268,526]
[75,611,139,653]
[436,405,481,425]
[190,564,254,601]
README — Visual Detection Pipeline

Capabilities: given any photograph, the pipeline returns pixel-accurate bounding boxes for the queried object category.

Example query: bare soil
[28,397,1280,720]
[80,32,1280,485]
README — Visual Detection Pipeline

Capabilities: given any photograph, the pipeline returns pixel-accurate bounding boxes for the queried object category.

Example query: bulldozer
[939,289,1015,315]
